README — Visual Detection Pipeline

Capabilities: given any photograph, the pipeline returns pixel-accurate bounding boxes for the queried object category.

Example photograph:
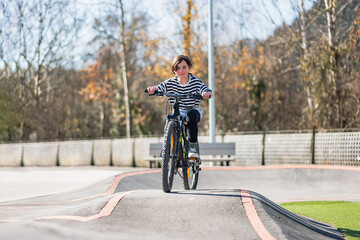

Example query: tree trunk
[324,0,343,128]
[183,0,193,56]
[99,102,104,137]
[300,0,307,57]
[118,0,131,138]
[300,0,315,126]
[324,0,337,87]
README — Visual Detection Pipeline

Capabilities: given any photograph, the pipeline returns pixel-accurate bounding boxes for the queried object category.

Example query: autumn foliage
[1,0,359,141]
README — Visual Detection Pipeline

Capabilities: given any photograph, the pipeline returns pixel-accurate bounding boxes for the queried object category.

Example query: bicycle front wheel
[161,121,177,193]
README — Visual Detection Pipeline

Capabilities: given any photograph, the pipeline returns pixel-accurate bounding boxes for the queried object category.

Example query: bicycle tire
[182,141,199,190]
[161,121,177,193]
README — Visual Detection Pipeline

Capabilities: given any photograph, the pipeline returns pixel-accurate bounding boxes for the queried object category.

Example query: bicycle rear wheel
[161,121,177,193]
[182,142,199,190]
[183,161,199,190]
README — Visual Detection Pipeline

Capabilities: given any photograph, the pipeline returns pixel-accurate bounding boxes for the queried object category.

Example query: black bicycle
[145,89,203,193]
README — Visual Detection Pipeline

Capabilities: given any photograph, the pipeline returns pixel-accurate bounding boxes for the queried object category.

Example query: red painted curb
[0,169,160,222]
[36,191,135,222]
[241,190,276,240]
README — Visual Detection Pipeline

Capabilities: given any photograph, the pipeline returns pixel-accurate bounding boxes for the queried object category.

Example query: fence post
[262,131,266,165]
[311,127,316,164]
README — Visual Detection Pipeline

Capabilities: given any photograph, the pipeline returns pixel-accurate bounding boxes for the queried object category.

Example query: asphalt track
[1,165,360,239]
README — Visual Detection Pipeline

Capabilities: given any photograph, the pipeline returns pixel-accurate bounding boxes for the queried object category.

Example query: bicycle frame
[166,98,188,169]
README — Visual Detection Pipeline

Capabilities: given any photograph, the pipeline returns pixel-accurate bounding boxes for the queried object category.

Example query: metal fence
[224,134,263,166]
[223,129,360,166]
[315,132,360,166]
[264,133,312,165]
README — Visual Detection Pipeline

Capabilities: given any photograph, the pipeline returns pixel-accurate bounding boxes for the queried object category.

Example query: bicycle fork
[172,121,182,174]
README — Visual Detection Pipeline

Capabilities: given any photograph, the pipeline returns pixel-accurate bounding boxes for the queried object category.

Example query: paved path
[1,165,359,239]
[0,166,143,202]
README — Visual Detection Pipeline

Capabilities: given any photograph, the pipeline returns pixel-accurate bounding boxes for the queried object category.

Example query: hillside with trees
[0,0,359,142]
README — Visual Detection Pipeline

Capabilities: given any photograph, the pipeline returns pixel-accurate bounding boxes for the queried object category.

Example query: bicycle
[145,89,204,193]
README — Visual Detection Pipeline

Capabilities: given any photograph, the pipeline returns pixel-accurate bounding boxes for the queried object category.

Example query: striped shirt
[156,74,212,110]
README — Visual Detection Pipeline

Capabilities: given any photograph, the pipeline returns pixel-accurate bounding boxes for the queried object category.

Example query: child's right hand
[147,86,157,94]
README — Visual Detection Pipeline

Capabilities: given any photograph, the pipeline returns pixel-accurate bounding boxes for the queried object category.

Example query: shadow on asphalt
[338,228,360,239]
[170,189,243,198]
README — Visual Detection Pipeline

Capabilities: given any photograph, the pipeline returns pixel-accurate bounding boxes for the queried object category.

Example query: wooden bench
[144,142,236,168]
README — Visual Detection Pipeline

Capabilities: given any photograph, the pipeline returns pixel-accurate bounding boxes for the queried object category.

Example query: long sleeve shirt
[156,74,212,110]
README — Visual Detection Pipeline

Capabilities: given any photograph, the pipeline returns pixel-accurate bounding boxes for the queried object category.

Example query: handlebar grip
[188,93,203,100]
[145,88,159,95]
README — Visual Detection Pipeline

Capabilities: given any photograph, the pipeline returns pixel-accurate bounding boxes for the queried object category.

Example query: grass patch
[280,201,360,240]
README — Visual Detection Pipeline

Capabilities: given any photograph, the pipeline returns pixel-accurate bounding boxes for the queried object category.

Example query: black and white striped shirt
[156,74,212,110]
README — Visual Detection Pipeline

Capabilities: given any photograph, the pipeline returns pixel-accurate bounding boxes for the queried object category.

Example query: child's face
[174,60,190,79]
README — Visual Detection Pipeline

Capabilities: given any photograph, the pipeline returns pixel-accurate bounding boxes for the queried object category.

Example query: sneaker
[188,142,199,159]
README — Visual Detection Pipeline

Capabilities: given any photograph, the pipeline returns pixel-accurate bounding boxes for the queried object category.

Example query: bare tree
[87,0,154,137]
[297,0,316,127]
[118,0,131,138]
[1,0,83,140]
[322,0,357,128]
[183,0,193,56]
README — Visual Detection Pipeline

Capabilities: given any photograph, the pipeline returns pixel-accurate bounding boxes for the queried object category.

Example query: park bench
[144,142,236,168]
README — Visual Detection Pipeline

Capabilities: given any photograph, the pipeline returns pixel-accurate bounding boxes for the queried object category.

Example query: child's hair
[171,55,193,74]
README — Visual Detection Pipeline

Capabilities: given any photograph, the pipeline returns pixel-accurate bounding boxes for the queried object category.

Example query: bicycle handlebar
[144,89,204,100]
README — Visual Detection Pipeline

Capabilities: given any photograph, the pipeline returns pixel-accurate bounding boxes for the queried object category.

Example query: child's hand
[147,86,157,94]
[202,92,213,100]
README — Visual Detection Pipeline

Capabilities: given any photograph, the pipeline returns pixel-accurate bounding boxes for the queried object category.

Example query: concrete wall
[0,143,23,166]
[93,139,111,166]
[134,137,162,167]
[23,142,58,166]
[112,138,134,167]
[1,131,360,167]
[58,140,93,166]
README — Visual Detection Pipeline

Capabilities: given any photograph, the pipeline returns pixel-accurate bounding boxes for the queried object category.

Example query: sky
[73,0,315,68]
[0,0,315,70]
[140,0,314,40]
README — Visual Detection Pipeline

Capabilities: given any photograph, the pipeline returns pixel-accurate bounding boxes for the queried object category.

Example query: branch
[280,64,301,74]
[336,0,354,17]
[260,0,278,26]
[283,2,335,58]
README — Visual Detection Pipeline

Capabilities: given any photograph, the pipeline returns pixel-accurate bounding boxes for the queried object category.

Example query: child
[147,55,213,158]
